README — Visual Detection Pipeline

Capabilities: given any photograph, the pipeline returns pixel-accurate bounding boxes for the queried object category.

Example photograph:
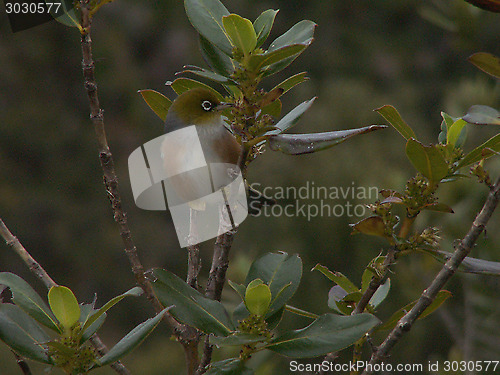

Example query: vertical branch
[362,175,500,374]
[79,2,199,373]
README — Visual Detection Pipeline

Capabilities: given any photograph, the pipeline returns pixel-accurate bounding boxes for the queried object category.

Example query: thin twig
[0,219,57,289]
[362,175,500,374]
[187,245,201,289]
[78,2,199,373]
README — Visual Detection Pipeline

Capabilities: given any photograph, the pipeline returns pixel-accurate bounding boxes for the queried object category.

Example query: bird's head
[165,88,231,132]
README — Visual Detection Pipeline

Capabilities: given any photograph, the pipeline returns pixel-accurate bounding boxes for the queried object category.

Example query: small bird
[161,88,273,215]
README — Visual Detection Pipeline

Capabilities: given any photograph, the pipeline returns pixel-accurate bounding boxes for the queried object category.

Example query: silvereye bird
[161,88,272,215]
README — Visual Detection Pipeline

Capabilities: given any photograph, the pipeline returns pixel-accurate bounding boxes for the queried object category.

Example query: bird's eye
[201,100,213,111]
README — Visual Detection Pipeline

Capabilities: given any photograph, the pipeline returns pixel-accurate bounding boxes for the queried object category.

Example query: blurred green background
[1,0,499,374]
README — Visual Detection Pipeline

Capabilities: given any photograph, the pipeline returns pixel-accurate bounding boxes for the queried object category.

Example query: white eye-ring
[201,100,213,111]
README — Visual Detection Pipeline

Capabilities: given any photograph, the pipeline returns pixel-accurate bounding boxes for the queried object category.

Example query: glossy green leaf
[265,97,316,136]
[271,72,309,96]
[457,133,500,168]
[447,119,467,147]
[249,44,307,73]
[206,358,255,375]
[166,78,224,101]
[222,14,257,56]
[0,304,52,364]
[0,272,59,332]
[266,313,380,357]
[210,332,266,347]
[438,112,457,144]
[269,125,386,155]
[376,105,416,140]
[184,0,232,55]
[138,89,171,122]
[405,139,449,183]
[463,105,500,126]
[350,216,387,237]
[199,34,235,77]
[152,268,234,336]
[81,287,142,336]
[327,286,348,313]
[312,264,359,294]
[262,98,282,118]
[48,286,80,330]
[268,20,316,52]
[98,308,170,366]
[245,252,302,317]
[253,9,279,48]
[375,290,452,332]
[245,279,272,316]
[79,303,106,343]
[468,52,500,79]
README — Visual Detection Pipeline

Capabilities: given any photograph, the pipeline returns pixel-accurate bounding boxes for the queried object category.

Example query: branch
[0,219,57,289]
[79,2,199,372]
[362,175,500,374]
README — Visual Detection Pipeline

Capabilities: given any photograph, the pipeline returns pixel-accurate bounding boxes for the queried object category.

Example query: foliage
[0,273,168,374]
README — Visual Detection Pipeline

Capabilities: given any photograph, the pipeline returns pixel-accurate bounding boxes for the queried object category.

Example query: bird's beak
[215,102,234,111]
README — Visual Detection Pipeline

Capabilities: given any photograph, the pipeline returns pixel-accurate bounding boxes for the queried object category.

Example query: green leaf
[265,97,316,136]
[138,89,171,122]
[262,98,282,118]
[266,313,380,357]
[438,112,457,144]
[0,304,52,364]
[210,332,266,347]
[51,0,81,29]
[457,133,500,168]
[405,139,449,183]
[468,52,500,79]
[263,20,316,76]
[79,303,106,343]
[206,358,255,375]
[152,269,235,336]
[350,216,387,238]
[184,0,232,55]
[222,14,257,56]
[253,9,279,48]
[422,202,454,213]
[199,35,235,77]
[0,272,59,332]
[269,20,316,52]
[375,105,416,140]
[245,279,272,316]
[271,72,309,96]
[375,290,452,332]
[369,278,391,308]
[447,119,468,147]
[269,125,387,155]
[98,308,170,366]
[48,286,80,330]
[81,287,143,337]
[228,280,246,301]
[181,66,236,84]
[427,250,500,276]
[312,264,359,294]
[166,78,224,101]
[248,44,307,73]
[463,105,500,126]
[245,252,302,317]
